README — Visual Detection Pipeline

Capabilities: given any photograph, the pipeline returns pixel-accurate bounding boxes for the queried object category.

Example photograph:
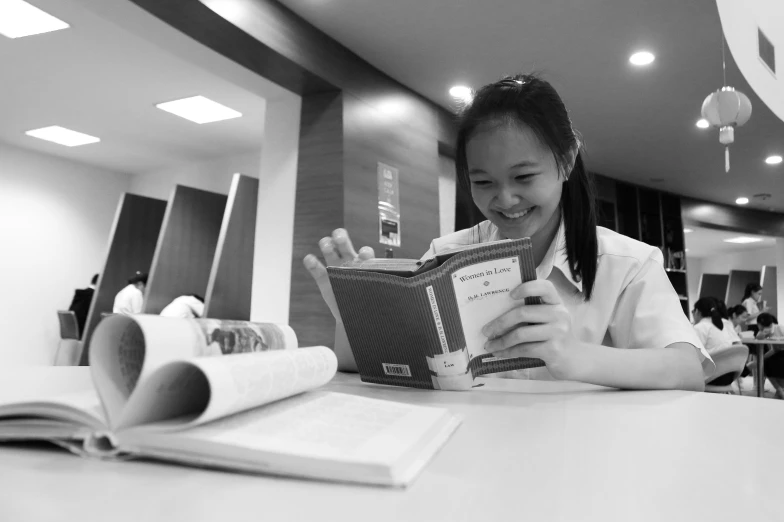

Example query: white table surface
[1,367,783,522]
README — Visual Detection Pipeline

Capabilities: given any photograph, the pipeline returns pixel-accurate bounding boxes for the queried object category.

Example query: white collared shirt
[112,284,143,315]
[693,318,739,353]
[742,298,760,325]
[423,220,714,379]
[160,295,205,319]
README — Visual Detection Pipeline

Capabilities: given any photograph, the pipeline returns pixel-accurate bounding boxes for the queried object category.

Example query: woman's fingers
[319,237,343,267]
[358,246,376,260]
[490,340,549,360]
[510,279,562,305]
[482,303,560,339]
[303,254,341,318]
[485,323,553,353]
[332,229,359,262]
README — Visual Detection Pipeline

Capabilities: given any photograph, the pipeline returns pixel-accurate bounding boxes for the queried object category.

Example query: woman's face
[692,309,703,324]
[466,123,565,241]
[753,289,763,302]
[732,311,749,326]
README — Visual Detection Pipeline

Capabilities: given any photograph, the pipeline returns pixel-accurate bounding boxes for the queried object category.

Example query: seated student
[68,273,98,338]
[756,313,784,399]
[160,295,205,319]
[714,299,742,345]
[113,272,147,315]
[304,73,712,392]
[692,297,740,353]
[728,304,750,334]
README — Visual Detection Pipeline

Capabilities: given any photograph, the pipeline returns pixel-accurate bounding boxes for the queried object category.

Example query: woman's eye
[516,174,536,182]
[471,180,492,187]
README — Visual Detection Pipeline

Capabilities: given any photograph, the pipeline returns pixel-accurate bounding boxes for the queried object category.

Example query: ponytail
[694,297,724,330]
[561,153,598,299]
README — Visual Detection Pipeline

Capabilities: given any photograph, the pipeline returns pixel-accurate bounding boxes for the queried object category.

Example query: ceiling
[684,226,777,258]
[0,0,273,175]
[277,0,784,212]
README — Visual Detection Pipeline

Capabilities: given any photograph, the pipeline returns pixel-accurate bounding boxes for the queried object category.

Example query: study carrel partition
[761,266,777,317]
[79,193,167,365]
[203,174,259,320]
[143,185,227,314]
[725,270,761,307]
[698,274,729,301]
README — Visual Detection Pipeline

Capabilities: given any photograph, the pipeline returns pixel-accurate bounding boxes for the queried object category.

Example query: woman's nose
[495,188,521,209]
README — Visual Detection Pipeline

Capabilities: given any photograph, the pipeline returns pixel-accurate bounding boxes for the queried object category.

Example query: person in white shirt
[112,272,147,315]
[756,313,784,399]
[728,304,750,335]
[692,297,740,353]
[742,283,769,334]
[303,73,712,391]
[160,295,205,319]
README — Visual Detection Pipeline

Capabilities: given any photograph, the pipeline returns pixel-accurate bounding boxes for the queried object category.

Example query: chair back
[56,310,80,340]
[704,344,749,392]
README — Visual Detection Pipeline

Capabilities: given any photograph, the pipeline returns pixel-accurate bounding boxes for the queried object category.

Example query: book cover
[328,238,545,390]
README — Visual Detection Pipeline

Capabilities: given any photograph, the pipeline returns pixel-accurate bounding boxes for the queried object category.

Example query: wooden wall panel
[204,174,259,320]
[761,266,777,319]
[698,273,729,302]
[79,193,167,365]
[289,92,345,347]
[144,186,227,314]
[726,270,761,307]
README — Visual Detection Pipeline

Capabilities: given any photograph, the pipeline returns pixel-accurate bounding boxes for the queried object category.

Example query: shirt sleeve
[609,249,715,377]
[130,291,144,314]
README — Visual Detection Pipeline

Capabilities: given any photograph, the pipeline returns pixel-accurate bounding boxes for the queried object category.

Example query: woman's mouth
[495,207,534,221]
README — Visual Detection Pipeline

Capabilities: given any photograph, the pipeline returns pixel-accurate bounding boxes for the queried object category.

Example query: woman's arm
[483,280,706,392]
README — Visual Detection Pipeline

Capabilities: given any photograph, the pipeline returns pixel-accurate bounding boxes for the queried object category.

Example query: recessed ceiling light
[25,126,100,147]
[449,85,473,103]
[735,197,749,205]
[765,155,783,165]
[683,228,693,233]
[629,51,655,66]
[156,96,242,124]
[0,0,69,39]
[724,236,763,244]
[696,119,709,129]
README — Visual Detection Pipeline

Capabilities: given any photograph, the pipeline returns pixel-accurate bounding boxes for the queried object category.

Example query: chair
[704,344,750,393]
[53,311,83,366]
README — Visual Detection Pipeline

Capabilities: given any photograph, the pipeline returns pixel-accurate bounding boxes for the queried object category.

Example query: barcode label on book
[382,363,412,377]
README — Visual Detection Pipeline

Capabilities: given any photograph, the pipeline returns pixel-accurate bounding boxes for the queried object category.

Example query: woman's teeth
[500,208,532,219]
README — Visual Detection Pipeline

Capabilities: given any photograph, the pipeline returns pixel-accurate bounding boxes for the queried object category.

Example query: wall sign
[377,162,401,247]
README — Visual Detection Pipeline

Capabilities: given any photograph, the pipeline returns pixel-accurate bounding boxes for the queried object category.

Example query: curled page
[89,315,297,429]
[115,346,337,431]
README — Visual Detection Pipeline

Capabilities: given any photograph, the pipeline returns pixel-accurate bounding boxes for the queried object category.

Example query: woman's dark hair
[715,300,729,320]
[91,274,99,285]
[128,272,148,285]
[455,73,598,299]
[742,283,762,301]
[694,297,724,330]
[757,313,778,328]
[729,304,748,318]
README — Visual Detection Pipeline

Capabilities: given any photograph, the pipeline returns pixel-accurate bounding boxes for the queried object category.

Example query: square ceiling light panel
[0,0,69,39]
[25,126,100,147]
[155,96,243,124]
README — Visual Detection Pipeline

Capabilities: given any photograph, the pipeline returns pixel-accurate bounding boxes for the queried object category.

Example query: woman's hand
[482,279,581,380]
[303,229,375,322]
[303,229,374,372]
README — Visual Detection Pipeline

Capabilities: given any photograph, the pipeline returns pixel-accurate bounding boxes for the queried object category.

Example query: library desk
[1,368,782,522]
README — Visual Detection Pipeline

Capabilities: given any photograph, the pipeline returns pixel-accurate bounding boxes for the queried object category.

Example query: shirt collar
[486,220,583,293]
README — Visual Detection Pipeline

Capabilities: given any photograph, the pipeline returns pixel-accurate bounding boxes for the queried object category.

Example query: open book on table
[328,237,545,391]
[0,315,460,487]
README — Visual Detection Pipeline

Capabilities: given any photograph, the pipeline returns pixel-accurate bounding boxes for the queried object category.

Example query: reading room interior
[1,0,784,519]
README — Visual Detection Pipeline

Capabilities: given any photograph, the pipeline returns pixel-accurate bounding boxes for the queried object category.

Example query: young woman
[692,297,740,353]
[304,74,712,391]
[742,283,768,334]
[112,272,147,315]
[728,304,750,334]
[756,313,784,399]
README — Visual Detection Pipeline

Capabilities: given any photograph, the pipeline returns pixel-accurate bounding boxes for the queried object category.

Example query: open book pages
[0,316,461,487]
[328,237,546,390]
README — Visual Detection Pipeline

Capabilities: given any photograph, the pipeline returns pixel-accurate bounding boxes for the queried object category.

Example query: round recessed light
[696,119,709,129]
[449,85,472,101]
[629,51,655,66]
[765,155,783,165]
[683,228,693,233]
[736,197,749,205]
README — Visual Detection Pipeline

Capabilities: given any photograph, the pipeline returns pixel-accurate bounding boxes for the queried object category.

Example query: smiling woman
[305,74,713,392]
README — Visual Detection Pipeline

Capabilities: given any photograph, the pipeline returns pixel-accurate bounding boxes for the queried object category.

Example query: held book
[0,315,461,487]
[328,238,545,390]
